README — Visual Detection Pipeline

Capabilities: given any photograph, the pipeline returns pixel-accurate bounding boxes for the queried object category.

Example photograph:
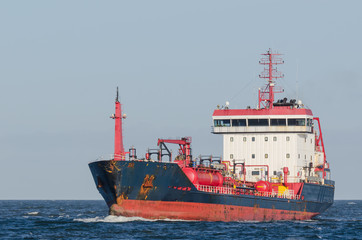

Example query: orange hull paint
[110,200,318,222]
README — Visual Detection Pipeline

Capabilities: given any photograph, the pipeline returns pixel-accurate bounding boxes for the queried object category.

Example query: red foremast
[258,49,284,109]
[111,87,126,161]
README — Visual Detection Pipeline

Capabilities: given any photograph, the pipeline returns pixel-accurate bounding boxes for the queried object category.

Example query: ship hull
[89,160,334,222]
[109,200,318,221]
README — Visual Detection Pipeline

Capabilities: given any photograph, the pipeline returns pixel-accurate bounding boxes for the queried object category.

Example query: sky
[0,1,361,200]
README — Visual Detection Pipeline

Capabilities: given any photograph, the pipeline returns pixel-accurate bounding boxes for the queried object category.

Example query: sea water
[0,200,361,239]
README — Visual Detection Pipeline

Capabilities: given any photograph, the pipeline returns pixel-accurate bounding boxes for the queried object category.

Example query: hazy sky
[1,1,361,200]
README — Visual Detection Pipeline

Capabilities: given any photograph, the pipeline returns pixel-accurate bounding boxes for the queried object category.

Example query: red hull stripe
[110,200,318,222]
[212,108,313,116]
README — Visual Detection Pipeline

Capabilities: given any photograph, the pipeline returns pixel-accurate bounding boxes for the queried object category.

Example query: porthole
[252,154,255,159]
[265,154,268,158]
[230,137,234,142]
[286,136,290,141]
[286,153,290,158]
[243,137,247,142]
[273,137,277,141]
[230,154,234,159]
[265,137,268,141]
[252,137,255,142]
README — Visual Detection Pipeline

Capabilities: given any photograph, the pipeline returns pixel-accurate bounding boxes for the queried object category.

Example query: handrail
[194,184,300,200]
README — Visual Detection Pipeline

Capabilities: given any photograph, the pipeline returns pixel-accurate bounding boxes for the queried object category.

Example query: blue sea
[0,200,361,239]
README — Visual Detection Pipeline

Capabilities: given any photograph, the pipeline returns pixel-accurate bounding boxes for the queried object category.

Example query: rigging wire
[229,74,257,102]
[276,63,312,109]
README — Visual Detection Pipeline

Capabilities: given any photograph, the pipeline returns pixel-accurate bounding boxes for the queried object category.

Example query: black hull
[89,160,334,221]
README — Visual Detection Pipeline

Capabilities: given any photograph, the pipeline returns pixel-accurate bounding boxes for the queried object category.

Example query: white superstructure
[211,49,330,185]
[212,107,325,183]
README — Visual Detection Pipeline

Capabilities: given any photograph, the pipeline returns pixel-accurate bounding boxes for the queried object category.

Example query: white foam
[74,215,156,223]
[298,220,317,223]
[235,220,260,223]
[27,212,39,215]
[347,202,356,205]
[74,215,195,223]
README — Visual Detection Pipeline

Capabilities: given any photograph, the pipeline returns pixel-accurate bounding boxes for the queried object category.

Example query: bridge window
[307,118,313,127]
[252,171,259,176]
[232,119,247,126]
[214,119,231,127]
[270,119,286,126]
[288,118,306,126]
[248,119,269,126]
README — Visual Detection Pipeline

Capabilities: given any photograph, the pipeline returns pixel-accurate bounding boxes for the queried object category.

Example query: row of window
[214,118,313,127]
[229,153,313,160]
[230,136,313,143]
[230,136,291,142]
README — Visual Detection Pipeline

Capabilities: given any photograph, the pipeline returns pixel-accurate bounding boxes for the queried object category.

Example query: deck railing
[194,184,300,200]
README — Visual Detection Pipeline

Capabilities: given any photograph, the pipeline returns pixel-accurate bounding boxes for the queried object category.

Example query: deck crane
[150,137,192,165]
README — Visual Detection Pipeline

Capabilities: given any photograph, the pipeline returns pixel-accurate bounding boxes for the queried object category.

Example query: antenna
[116,86,119,102]
[296,59,299,101]
[258,48,284,109]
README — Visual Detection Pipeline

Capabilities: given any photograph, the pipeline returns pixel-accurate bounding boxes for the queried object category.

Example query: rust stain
[105,160,120,173]
[253,203,259,216]
[116,194,125,205]
[303,205,308,216]
[128,162,135,168]
[96,176,104,188]
[116,189,130,205]
[223,206,229,219]
[142,175,155,189]
[138,174,155,199]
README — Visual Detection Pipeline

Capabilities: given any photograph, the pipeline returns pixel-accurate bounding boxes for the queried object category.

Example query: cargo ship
[89,49,335,221]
